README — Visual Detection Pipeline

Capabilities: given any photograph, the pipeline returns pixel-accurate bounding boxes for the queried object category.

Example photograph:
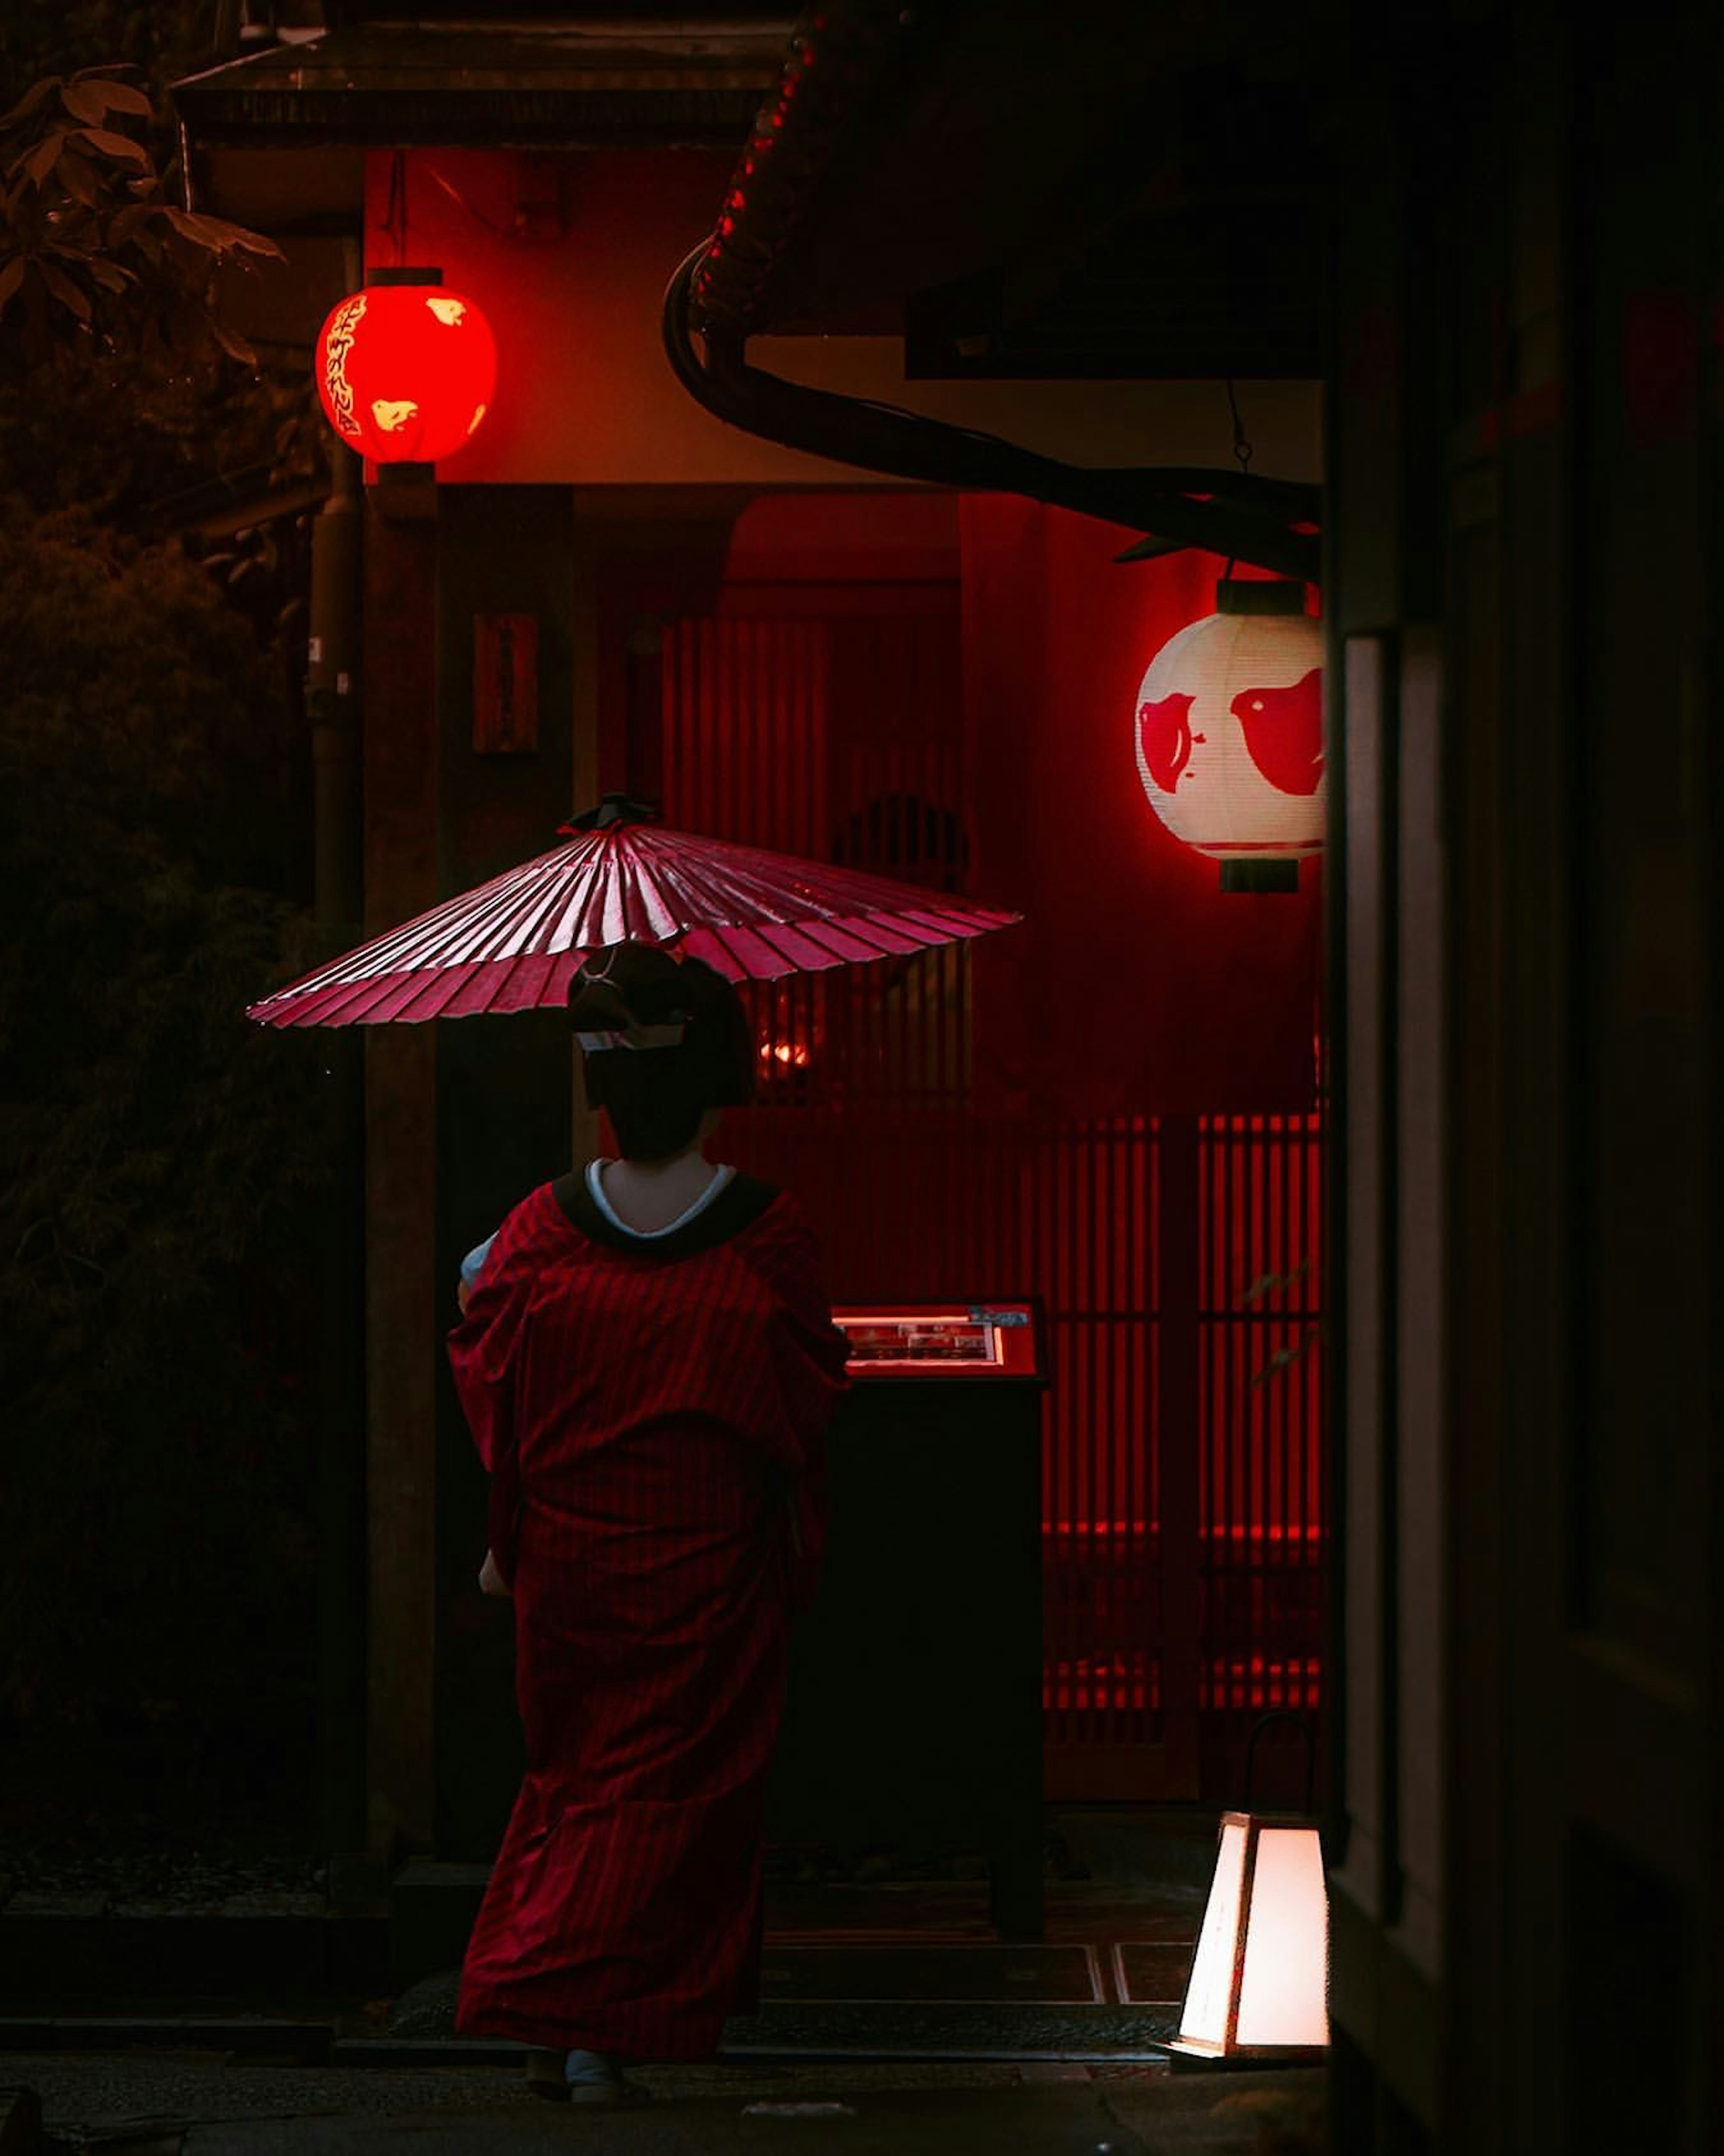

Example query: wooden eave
[686,0,1344,352]
[172,22,791,149]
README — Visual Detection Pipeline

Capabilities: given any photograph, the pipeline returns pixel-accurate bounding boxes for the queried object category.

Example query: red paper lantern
[314,282,497,465]
[1134,583,1326,885]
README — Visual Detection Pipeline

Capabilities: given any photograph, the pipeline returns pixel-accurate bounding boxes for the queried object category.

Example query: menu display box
[833,1302,1041,1378]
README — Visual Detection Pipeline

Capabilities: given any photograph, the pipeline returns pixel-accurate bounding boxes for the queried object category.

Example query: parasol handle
[561,792,660,835]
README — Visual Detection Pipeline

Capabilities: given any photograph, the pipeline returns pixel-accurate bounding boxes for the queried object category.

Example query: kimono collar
[550,1166,780,1259]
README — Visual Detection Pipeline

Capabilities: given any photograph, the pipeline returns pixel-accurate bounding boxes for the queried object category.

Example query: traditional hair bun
[567,943,755,1158]
[572,942,713,1019]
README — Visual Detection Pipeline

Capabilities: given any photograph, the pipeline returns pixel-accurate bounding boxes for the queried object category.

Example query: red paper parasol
[247,797,1021,1027]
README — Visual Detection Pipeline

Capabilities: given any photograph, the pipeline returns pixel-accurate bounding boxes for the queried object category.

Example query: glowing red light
[313,283,497,465]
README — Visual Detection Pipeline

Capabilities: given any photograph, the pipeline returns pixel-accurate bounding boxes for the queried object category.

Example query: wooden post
[363,497,441,1857]
[308,436,368,1857]
[433,487,577,1859]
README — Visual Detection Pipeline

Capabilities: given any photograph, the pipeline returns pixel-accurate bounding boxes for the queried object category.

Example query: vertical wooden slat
[656,596,1323,1798]
[1251,1116,1266,1701]
[1160,1114,1202,1791]
[1088,1119,1103,1735]
[1275,1112,1293,1698]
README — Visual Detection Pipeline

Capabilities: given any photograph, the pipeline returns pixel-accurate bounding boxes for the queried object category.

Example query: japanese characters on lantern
[1134,584,1325,879]
[313,280,497,466]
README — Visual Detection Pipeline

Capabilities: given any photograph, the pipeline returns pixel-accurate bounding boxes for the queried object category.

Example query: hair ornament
[576,1022,690,1052]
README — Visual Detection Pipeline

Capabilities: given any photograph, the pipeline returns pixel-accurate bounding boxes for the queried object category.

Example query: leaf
[0,255,23,314]
[208,314,257,365]
[162,206,281,260]
[0,77,60,130]
[85,259,131,291]
[107,202,154,246]
[37,260,91,321]
[60,83,110,127]
[70,76,154,119]
[22,136,63,187]
[71,128,149,171]
[56,150,100,208]
[159,204,218,251]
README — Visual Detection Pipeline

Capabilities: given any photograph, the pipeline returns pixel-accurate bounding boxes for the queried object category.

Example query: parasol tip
[560,792,661,836]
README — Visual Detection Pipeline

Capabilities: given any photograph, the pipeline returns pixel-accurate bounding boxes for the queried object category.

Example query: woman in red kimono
[446,943,850,2106]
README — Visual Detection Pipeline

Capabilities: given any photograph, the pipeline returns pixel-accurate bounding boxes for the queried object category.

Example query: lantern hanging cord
[1226,377,1255,478]
[423,161,528,244]
[380,156,522,255]
[385,150,408,266]
[1221,378,1256,582]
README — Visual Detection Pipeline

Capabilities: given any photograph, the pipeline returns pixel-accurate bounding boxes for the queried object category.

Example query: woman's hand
[479,1548,511,1598]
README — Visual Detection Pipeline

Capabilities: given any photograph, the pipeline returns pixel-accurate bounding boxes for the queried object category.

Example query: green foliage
[0,515,329,1793]
[0,55,323,537]
[0,1,220,120]
[0,63,281,370]
[0,28,330,1840]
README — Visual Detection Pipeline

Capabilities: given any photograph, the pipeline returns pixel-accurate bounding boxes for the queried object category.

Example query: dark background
[0,0,329,1882]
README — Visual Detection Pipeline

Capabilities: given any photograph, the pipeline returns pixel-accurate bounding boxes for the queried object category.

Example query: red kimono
[446,1168,849,2062]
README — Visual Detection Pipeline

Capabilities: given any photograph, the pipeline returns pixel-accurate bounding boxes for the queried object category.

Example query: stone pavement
[1,1821,1327,2150]
[1,2054,1324,2154]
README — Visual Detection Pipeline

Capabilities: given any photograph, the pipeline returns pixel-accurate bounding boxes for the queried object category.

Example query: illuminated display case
[832,1304,1042,1374]
[765,1298,1048,1940]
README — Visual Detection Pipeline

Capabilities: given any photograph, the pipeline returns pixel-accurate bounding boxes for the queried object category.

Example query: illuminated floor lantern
[1170,1719,1329,2067]
[1134,581,1325,893]
[314,268,497,470]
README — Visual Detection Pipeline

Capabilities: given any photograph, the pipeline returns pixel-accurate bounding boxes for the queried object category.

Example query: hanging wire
[385,149,407,265]
[424,161,524,242]
[1221,377,1255,581]
[1225,375,1255,475]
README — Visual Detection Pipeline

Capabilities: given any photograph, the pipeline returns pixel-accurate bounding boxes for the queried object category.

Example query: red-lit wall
[617,493,1325,1796]
[960,498,1323,1119]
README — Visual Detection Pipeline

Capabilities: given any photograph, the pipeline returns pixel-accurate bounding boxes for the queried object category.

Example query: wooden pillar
[431,485,577,1858]
[309,439,368,1859]
[569,523,603,1169]
[363,495,441,1857]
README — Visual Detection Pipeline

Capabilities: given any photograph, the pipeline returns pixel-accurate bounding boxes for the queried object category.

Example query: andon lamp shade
[314,279,497,465]
[1134,581,1325,885]
[1169,1811,1329,2064]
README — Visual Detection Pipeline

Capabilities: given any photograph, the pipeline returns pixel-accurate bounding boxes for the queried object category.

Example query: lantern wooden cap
[1215,580,1307,615]
[1221,858,1301,894]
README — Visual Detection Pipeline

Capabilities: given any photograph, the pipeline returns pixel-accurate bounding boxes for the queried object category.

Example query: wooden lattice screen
[651,600,1324,1800]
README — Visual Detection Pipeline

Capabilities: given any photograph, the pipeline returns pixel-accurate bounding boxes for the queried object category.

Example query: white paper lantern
[1134,583,1325,888]
[1169,1811,1330,2064]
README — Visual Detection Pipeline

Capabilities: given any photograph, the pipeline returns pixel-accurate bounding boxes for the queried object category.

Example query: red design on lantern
[313,285,497,465]
[1232,669,1324,796]
[1133,600,1326,863]
[1137,689,1203,793]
